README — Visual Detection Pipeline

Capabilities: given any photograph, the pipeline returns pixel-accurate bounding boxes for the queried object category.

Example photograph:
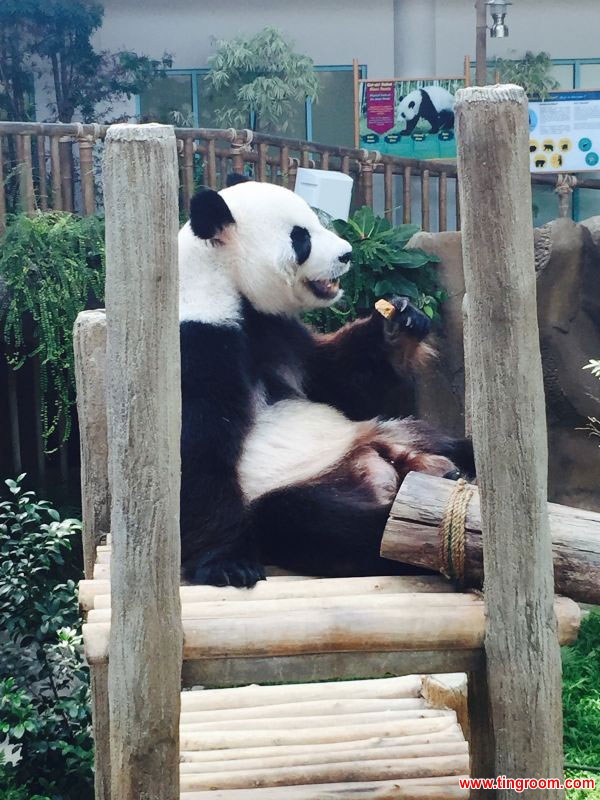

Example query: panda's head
[397,90,421,123]
[180,178,352,317]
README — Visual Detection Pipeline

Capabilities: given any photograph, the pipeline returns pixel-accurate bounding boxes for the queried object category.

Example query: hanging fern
[0,212,105,451]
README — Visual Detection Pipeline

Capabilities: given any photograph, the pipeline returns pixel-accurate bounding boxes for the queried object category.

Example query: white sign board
[529,91,600,173]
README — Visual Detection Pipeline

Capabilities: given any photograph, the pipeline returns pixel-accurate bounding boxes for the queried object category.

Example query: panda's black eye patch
[408,101,415,109]
[291,226,312,265]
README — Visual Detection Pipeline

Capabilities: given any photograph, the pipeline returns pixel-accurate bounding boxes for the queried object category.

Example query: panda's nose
[338,251,352,264]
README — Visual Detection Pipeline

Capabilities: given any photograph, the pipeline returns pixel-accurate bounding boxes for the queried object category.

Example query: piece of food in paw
[375,298,396,320]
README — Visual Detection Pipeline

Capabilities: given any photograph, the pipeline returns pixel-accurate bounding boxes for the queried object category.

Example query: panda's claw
[191,558,266,588]
[383,296,431,342]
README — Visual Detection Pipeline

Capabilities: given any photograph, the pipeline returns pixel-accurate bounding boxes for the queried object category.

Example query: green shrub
[306,206,444,332]
[0,475,93,800]
[563,609,600,799]
[0,212,105,451]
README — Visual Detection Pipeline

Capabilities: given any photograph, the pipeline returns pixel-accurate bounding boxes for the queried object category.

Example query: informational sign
[529,91,600,173]
[359,78,465,159]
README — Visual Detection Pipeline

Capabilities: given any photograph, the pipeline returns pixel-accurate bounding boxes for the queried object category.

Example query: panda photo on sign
[178,176,474,587]
[396,85,455,136]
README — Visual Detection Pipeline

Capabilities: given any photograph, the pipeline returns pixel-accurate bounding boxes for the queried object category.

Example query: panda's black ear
[226,173,251,187]
[189,189,235,241]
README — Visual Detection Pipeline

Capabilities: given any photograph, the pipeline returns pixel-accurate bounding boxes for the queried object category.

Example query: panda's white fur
[178,178,474,587]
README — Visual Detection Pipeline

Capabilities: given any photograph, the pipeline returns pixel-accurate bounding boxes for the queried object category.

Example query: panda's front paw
[381,296,431,342]
[191,558,266,588]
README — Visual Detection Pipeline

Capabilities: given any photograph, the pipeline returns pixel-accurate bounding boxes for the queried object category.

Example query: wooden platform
[177,675,470,799]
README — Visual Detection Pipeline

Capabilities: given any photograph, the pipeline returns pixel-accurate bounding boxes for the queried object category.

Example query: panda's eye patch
[408,101,415,109]
[290,226,312,265]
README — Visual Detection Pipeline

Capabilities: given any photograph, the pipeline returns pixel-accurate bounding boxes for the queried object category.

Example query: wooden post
[421,169,430,231]
[475,0,487,86]
[439,172,448,232]
[104,124,183,800]
[384,163,393,222]
[403,165,412,223]
[78,137,96,215]
[19,134,35,213]
[353,58,360,149]
[36,135,48,211]
[50,136,63,210]
[182,136,194,210]
[456,85,564,796]
[59,137,74,212]
[206,139,217,190]
[0,136,6,235]
[74,310,110,580]
[280,145,290,187]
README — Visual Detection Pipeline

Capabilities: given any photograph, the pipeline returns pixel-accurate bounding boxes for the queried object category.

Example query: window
[137,65,365,147]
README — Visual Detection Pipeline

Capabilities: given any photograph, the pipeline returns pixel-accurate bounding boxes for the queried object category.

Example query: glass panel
[139,75,193,125]
[549,64,574,90]
[532,184,559,226]
[575,188,600,221]
[311,70,355,147]
[580,64,600,90]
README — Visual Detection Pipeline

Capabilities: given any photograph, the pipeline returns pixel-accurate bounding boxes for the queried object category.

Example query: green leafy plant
[581,359,600,446]
[0,212,105,450]
[206,27,319,132]
[306,206,444,331]
[0,475,92,799]
[495,51,559,100]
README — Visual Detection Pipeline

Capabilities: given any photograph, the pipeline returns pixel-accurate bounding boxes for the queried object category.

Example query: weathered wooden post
[456,85,564,797]
[103,124,183,800]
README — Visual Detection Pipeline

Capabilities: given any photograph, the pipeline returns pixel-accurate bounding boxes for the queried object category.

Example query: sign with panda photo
[359,77,465,159]
[529,91,600,173]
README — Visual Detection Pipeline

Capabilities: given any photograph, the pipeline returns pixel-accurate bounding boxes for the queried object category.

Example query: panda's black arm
[304,299,435,421]
[400,116,419,136]
[180,322,265,587]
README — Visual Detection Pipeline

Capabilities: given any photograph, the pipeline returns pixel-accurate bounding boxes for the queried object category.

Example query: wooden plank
[19,134,35,213]
[384,163,393,222]
[206,139,217,190]
[456,84,564,796]
[103,123,182,800]
[59,137,73,211]
[181,650,484,688]
[182,136,194,211]
[74,310,110,580]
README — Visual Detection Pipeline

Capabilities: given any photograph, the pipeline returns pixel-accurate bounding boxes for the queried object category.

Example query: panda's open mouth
[305,278,341,300]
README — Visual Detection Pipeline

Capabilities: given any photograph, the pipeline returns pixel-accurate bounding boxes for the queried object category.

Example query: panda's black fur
[179,176,474,587]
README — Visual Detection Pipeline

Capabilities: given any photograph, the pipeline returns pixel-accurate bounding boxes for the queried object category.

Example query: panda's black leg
[251,484,410,578]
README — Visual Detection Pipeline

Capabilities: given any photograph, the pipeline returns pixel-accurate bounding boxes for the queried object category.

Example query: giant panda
[396,86,455,136]
[179,176,474,587]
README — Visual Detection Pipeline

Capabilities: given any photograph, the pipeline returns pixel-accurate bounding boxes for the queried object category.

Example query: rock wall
[409,218,600,510]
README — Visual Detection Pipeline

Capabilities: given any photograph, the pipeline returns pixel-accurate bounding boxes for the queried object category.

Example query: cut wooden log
[179,709,455,733]
[179,737,467,770]
[180,675,424,711]
[179,716,461,751]
[86,592,479,623]
[179,752,470,791]
[79,574,454,612]
[82,596,579,664]
[179,776,469,800]
[381,471,600,604]
[179,697,428,724]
